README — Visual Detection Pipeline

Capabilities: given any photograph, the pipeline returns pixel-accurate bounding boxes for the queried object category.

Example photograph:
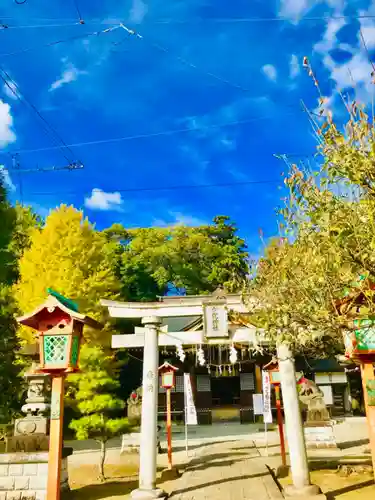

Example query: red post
[166,387,172,470]
[47,375,65,500]
[360,362,375,481]
[275,384,287,467]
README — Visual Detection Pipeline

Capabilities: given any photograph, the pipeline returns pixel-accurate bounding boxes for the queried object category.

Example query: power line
[118,24,306,115]
[0,24,121,59]
[119,24,251,94]
[7,161,84,173]
[0,67,79,164]
[2,113,300,156]
[29,178,281,197]
[141,14,375,24]
[72,0,84,24]
[0,14,375,29]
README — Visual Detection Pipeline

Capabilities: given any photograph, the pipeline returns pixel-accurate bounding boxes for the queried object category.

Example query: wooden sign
[203,302,228,338]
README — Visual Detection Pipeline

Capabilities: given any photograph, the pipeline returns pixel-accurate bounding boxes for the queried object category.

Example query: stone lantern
[17,289,102,500]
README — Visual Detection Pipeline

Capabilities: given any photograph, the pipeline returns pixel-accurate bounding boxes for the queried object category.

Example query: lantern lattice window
[43,335,68,364]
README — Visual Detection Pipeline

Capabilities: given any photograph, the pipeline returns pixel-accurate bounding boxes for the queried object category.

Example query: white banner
[262,371,273,424]
[184,373,198,425]
[253,393,264,415]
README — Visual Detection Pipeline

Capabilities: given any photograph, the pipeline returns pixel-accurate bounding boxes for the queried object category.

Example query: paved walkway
[166,440,282,500]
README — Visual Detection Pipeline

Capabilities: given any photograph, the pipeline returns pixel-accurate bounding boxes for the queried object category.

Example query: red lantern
[159,362,178,389]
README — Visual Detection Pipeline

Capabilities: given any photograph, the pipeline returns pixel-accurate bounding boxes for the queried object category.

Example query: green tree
[0,177,16,285]
[106,215,249,300]
[14,205,121,344]
[0,177,23,421]
[7,203,42,284]
[248,59,375,351]
[69,345,130,481]
[0,285,22,423]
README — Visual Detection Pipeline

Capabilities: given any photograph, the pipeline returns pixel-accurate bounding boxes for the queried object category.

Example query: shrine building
[104,289,353,424]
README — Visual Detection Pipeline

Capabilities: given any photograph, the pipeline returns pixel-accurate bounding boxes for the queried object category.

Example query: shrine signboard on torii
[101,291,262,500]
[106,292,261,349]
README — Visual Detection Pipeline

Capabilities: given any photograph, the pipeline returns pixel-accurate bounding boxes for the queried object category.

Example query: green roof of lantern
[47,288,79,312]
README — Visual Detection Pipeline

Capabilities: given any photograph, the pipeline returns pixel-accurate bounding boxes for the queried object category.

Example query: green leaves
[107,215,249,300]
[14,205,121,344]
[249,91,375,354]
[69,345,129,443]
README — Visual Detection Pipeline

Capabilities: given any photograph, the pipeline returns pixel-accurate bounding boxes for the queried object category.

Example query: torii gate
[101,291,262,500]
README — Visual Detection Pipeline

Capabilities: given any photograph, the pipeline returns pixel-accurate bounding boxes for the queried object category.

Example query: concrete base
[284,484,327,499]
[130,487,168,499]
[160,467,181,481]
[275,465,289,478]
[304,422,338,450]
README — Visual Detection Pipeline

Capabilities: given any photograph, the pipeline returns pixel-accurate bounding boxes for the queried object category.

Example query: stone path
[166,440,282,500]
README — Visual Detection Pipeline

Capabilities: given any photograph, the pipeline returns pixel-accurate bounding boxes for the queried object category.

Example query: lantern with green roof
[17,289,102,374]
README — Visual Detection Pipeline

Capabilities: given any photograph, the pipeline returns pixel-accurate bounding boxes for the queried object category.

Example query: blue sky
[0,0,374,257]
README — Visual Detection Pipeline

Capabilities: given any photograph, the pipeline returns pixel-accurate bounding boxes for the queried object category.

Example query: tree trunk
[99,440,107,481]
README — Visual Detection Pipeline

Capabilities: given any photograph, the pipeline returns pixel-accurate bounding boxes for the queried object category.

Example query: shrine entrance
[211,375,241,422]
[101,289,262,498]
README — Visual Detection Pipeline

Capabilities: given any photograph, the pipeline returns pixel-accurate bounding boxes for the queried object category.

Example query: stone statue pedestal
[0,366,72,499]
[304,421,338,449]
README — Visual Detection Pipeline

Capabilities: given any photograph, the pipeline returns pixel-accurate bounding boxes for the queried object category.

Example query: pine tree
[69,346,130,481]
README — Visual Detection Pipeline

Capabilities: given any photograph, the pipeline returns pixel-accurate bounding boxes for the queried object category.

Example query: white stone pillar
[277,344,323,498]
[131,317,167,500]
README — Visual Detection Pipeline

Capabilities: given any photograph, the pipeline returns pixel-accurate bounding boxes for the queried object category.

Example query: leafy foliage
[14,205,121,344]
[106,215,249,300]
[69,345,129,480]
[0,179,16,285]
[0,286,22,423]
[0,178,23,422]
[248,64,375,352]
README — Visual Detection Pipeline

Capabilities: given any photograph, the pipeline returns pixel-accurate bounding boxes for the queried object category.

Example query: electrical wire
[118,24,305,113]
[2,113,300,156]
[1,14,375,29]
[72,0,84,24]
[0,25,120,59]
[120,23,250,94]
[0,67,79,164]
[29,178,281,197]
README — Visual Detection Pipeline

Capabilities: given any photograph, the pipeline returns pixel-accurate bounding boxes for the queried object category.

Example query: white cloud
[359,5,375,50]
[279,0,311,21]
[0,100,16,147]
[289,54,300,79]
[314,17,346,53]
[49,61,87,92]
[262,64,277,82]
[311,3,375,112]
[84,189,124,211]
[153,211,207,227]
[130,0,148,24]
[279,0,345,23]
[0,165,15,191]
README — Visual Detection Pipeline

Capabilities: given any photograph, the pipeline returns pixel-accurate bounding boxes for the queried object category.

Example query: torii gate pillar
[132,316,166,499]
